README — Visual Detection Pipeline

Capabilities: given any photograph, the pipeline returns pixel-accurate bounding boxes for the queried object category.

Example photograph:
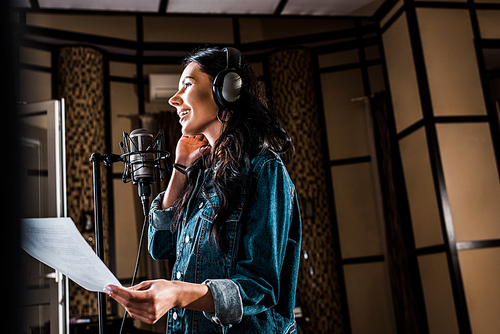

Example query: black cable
[119,196,150,334]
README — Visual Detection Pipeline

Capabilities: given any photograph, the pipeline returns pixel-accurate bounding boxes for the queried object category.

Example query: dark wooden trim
[457,239,500,251]
[342,255,385,265]
[404,1,471,331]
[274,0,289,16]
[330,156,372,167]
[158,0,168,14]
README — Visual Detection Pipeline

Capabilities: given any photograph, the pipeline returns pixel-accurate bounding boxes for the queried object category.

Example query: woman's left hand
[105,280,179,324]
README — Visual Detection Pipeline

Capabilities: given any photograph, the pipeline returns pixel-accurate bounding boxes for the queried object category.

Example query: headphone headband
[224,47,241,71]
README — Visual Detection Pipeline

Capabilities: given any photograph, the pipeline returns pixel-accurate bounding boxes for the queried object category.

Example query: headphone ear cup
[221,71,242,103]
[213,68,242,109]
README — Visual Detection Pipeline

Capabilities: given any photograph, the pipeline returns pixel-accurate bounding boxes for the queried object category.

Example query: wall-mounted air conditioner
[149,74,179,102]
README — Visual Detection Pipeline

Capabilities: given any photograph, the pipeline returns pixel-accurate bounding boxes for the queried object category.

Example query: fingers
[182,134,206,141]
[175,134,209,166]
[105,285,154,316]
[104,285,141,309]
[178,134,208,149]
[105,285,152,323]
[125,304,160,325]
[129,280,154,291]
[104,282,171,325]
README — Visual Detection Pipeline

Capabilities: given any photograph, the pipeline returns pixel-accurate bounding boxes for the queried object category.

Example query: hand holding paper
[21,217,122,292]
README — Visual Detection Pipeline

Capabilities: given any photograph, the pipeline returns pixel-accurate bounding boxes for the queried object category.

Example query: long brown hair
[170,46,294,248]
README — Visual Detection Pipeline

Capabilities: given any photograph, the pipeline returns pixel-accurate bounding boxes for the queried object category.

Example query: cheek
[182,74,219,114]
[199,88,216,107]
[191,91,218,115]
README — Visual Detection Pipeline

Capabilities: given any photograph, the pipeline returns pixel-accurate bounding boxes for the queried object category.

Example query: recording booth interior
[10,0,500,333]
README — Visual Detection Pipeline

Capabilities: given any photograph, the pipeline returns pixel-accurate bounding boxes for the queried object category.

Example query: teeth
[181,110,190,116]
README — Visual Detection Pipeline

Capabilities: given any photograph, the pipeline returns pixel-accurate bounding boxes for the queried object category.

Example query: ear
[213,69,242,109]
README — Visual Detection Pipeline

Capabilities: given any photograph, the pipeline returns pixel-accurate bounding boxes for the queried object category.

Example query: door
[19,99,69,334]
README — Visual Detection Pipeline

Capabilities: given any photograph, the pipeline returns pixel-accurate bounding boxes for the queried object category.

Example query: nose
[169,90,182,107]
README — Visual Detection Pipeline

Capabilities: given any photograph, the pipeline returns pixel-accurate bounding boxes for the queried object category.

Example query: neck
[203,118,224,148]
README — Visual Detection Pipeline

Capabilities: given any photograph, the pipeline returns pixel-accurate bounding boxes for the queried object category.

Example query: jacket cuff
[202,279,243,326]
[149,192,174,231]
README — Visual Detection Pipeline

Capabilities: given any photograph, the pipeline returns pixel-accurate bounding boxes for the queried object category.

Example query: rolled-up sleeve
[202,279,243,326]
[148,192,177,261]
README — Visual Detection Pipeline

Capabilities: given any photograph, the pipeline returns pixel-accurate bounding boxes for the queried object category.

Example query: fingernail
[104,285,112,295]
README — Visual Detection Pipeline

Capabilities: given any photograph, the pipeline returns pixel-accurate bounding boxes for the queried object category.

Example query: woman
[106,46,301,334]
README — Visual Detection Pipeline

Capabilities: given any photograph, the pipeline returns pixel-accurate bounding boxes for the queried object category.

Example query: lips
[178,109,190,123]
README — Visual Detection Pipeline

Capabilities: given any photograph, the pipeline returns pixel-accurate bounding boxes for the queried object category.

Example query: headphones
[212,47,243,110]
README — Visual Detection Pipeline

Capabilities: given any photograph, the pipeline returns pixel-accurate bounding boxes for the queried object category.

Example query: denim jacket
[148,151,302,334]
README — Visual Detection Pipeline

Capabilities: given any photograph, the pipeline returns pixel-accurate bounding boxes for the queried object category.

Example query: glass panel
[477,10,500,39]
[19,69,52,103]
[368,64,385,94]
[22,305,51,334]
[459,248,500,334]
[239,17,355,43]
[19,112,55,332]
[331,162,384,258]
[113,179,140,279]
[320,69,370,160]
[18,100,68,333]
[483,48,500,72]
[26,13,137,41]
[142,64,184,76]
[343,262,395,333]
[418,253,460,334]
[143,16,233,43]
[382,13,423,133]
[318,50,359,68]
[20,113,48,217]
[365,45,380,61]
[109,61,136,78]
[417,8,487,116]
[110,81,139,174]
[20,46,51,67]
[399,128,443,248]
[436,123,500,242]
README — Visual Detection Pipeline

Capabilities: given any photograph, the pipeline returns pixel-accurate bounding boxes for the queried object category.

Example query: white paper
[21,217,122,292]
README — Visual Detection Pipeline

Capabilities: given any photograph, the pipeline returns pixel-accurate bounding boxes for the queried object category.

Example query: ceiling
[13,0,387,17]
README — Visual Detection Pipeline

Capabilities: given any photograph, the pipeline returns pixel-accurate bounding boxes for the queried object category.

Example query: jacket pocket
[193,195,243,265]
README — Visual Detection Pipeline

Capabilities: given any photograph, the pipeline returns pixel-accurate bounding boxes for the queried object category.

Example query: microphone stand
[89,152,124,334]
[89,129,169,334]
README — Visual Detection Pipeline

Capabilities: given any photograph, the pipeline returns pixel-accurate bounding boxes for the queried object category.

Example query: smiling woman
[106,46,302,334]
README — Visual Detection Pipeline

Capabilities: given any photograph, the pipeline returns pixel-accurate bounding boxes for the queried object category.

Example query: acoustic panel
[282,0,386,16]
[166,0,281,15]
[38,0,160,12]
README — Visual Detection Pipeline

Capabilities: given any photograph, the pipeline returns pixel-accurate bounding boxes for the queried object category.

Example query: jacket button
[185,235,190,243]
[198,202,204,209]
[172,311,178,320]
[176,271,182,279]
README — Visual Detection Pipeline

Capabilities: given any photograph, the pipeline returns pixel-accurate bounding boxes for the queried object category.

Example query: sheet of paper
[21,217,122,292]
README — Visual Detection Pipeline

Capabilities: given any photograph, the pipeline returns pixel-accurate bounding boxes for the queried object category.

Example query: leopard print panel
[267,48,346,334]
[57,46,112,317]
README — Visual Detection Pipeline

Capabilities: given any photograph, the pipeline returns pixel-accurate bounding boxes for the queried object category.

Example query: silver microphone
[121,128,170,203]
[129,128,155,185]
